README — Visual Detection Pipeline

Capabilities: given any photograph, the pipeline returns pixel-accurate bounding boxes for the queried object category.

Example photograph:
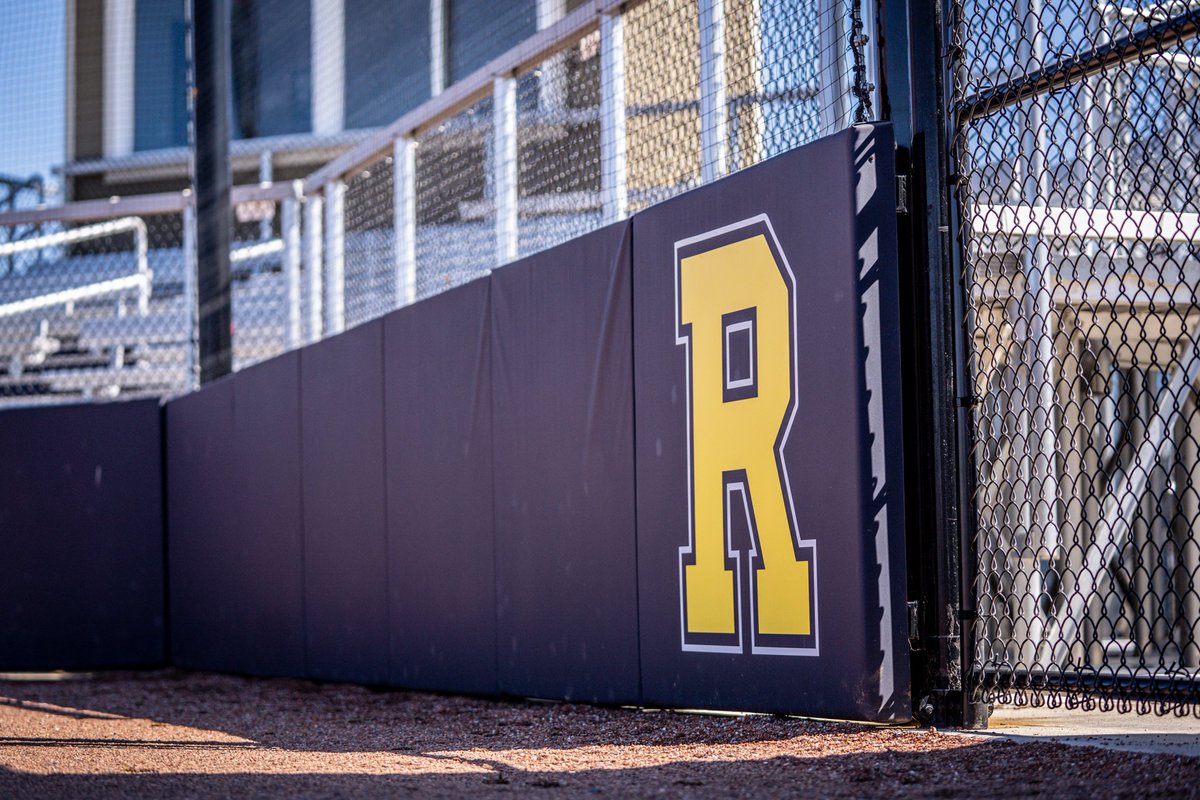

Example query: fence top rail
[300,0,635,195]
[0,182,300,229]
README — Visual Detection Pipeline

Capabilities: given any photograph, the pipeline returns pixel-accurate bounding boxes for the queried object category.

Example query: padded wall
[631,125,909,720]
[490,222,640,704]
[167,353,306,676]
[42,123,907,721]
[0,399,164,669]
[385,278,496,694]
[300,319,390,684]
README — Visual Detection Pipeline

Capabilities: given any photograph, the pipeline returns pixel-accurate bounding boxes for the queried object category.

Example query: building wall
[71,0,105,163]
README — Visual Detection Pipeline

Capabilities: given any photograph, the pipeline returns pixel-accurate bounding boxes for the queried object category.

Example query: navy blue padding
[165,376,236,670]
[0,399,164,669]
[231,352,306,676]
[166,354,307,677]
[632,124,910,721]
[490,221,640,704]
[300,319,390,684]
[384,277,497,694]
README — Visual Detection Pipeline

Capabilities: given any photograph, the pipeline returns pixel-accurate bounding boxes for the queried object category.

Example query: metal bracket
[896,174,909,214]
[907,600,921,649]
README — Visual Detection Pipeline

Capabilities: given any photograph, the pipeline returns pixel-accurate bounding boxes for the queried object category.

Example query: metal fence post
[394,137,417,307]
[600,10,628,225]
[182,202,200,392]
[878,0,978,727]
[698,0,727,183]
[430,0,447,96]
[1012,0,1057,669]
[258,150,274,241]
[494,75,519,266]
[282,182,303,349]
[312,0,345,136]
[303,192,324,343]
[192,0,234,382]
[323,179,345,335]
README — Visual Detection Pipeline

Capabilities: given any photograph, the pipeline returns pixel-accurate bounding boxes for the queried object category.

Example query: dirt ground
[1,671,1197,799]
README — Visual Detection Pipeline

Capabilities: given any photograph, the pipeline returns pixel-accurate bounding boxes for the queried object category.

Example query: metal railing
[0,182,302,404]
[0,217,150,318]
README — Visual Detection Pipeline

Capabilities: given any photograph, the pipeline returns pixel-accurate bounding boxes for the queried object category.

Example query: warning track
[0,671,1196,799]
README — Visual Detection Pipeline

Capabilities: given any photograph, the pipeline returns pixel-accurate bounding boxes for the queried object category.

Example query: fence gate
[949,0,1200,713]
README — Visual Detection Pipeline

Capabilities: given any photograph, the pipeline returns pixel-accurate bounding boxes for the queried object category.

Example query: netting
[951,0,1200,713]
[0,213,189,404]
[0,0,874,404]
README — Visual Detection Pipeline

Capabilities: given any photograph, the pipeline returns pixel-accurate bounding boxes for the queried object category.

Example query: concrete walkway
[958,704,1200,757]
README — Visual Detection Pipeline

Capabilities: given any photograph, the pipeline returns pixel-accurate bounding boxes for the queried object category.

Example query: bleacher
[0,236,290,404]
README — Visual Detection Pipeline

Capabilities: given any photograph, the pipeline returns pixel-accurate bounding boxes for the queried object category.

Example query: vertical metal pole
[1083,362,1105,667]
[1150,374,1173,654]
[303,193,324,343]
[1061,333,1087,663]
[182,203,200,392]
[698,0,728,183]
[600,11,628,225]
[1181,396,1200,667]
[311,0,345,135]
[536,0,568,111]
[430,0,447,96]
[493,75,519,266]
[192,0,233,382]
[103,0,135,157]
[1131,369,1152,654]
[1013,0,1057,667]
[859,0,881,119]
[282,183,302,349]
[1078,1,1104,260]
[134,223,149,315]
[878,0,976,726]
[323,179,345,335]
[394,137,417,307]
[258,149,273,241]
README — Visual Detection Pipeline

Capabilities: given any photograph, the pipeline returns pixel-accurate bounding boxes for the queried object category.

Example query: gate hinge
[896,174,909,215]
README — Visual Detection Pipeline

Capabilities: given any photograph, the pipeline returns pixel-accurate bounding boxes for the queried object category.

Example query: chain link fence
[951,0,1200,712]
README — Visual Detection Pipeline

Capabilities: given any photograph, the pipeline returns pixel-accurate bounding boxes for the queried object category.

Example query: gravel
[1,670,1197,798]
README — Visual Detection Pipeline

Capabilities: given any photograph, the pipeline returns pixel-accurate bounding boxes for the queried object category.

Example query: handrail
[0,216,146,257]
[0,274,149,321]
[231,239,284,262]
[0,216,151,316]
[0,192,187,228]
[301,0,638,194]
[0,183,296,229]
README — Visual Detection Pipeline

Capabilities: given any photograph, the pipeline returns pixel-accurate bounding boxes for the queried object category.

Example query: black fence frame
[877,0,981,728]
[888,0,1200,724]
